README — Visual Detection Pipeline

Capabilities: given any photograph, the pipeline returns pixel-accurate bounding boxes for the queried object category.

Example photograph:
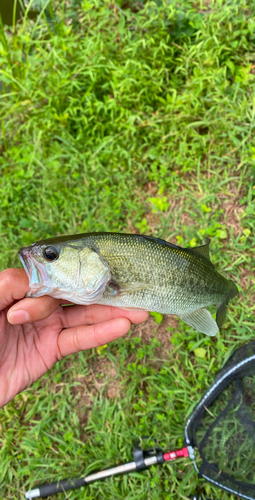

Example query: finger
[0,268,29,311]
[60,304,149,328]
[7,296,61,325]
[58,317,131,357]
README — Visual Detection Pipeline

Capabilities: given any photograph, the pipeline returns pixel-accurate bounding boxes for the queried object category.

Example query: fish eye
[43,246,59,262]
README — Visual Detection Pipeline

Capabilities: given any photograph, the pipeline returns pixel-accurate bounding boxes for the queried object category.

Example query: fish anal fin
[178,307,218,336]
[189,237,211,261]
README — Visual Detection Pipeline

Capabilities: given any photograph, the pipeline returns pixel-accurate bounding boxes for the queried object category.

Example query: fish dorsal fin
[189,237,211,260]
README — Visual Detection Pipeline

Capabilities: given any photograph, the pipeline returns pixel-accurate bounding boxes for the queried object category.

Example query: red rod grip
[163,447,189,462]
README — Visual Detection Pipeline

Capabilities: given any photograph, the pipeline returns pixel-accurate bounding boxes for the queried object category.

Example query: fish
[18,233,238,336]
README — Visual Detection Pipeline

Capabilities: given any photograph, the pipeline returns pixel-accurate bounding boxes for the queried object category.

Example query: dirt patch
[180,209,194,229]
[68,359,123,430]
[219,198,245,238]
[68,375,94,427]
[85,358,123,400]
[231,264,255,307]
[131,314,178,358]
[54,357,123,429]
[196,0,213,13]
[145,212,161,233]
[239,266,249,292]
[144,181,158,198]
[92,358,122,400]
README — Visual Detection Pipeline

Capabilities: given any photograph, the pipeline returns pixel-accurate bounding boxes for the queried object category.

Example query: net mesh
[185,342,255,500]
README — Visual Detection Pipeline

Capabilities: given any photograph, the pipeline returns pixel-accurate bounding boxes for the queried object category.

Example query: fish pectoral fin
[118,282,149,295]
[178,308,218,336]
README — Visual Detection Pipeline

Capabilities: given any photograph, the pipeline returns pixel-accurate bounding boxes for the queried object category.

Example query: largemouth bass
[18,233,238,336]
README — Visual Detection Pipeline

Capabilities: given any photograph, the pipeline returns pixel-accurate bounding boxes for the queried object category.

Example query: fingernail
[8,310,30,324]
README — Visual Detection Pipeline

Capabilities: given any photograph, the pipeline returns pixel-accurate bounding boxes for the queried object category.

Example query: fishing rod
[25,440,211,499]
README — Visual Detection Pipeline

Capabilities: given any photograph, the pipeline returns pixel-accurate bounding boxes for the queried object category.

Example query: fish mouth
[18,247,34,280]
[18,246,53,297]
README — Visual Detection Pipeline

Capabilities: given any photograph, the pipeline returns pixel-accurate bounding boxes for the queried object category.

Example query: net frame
[184,342,255,500]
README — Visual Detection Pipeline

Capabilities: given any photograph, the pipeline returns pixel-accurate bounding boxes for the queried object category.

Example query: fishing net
[26,342,255,500]
[185,341,255,500]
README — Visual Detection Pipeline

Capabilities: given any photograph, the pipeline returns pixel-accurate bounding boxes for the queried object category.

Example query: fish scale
[18,232,238,336]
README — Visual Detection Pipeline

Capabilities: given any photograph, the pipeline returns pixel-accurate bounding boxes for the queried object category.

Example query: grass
[0,0,255,498]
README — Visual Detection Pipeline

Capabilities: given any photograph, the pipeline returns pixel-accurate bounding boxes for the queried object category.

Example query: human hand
[0,268,149,408]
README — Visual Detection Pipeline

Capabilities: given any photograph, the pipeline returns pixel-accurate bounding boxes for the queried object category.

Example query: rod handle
[26,477,86,498]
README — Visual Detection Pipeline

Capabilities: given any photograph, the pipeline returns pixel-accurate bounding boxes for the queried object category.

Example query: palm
[0,308,62,406]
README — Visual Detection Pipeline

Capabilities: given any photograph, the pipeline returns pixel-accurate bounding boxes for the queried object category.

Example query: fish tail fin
[216,280,239,329]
